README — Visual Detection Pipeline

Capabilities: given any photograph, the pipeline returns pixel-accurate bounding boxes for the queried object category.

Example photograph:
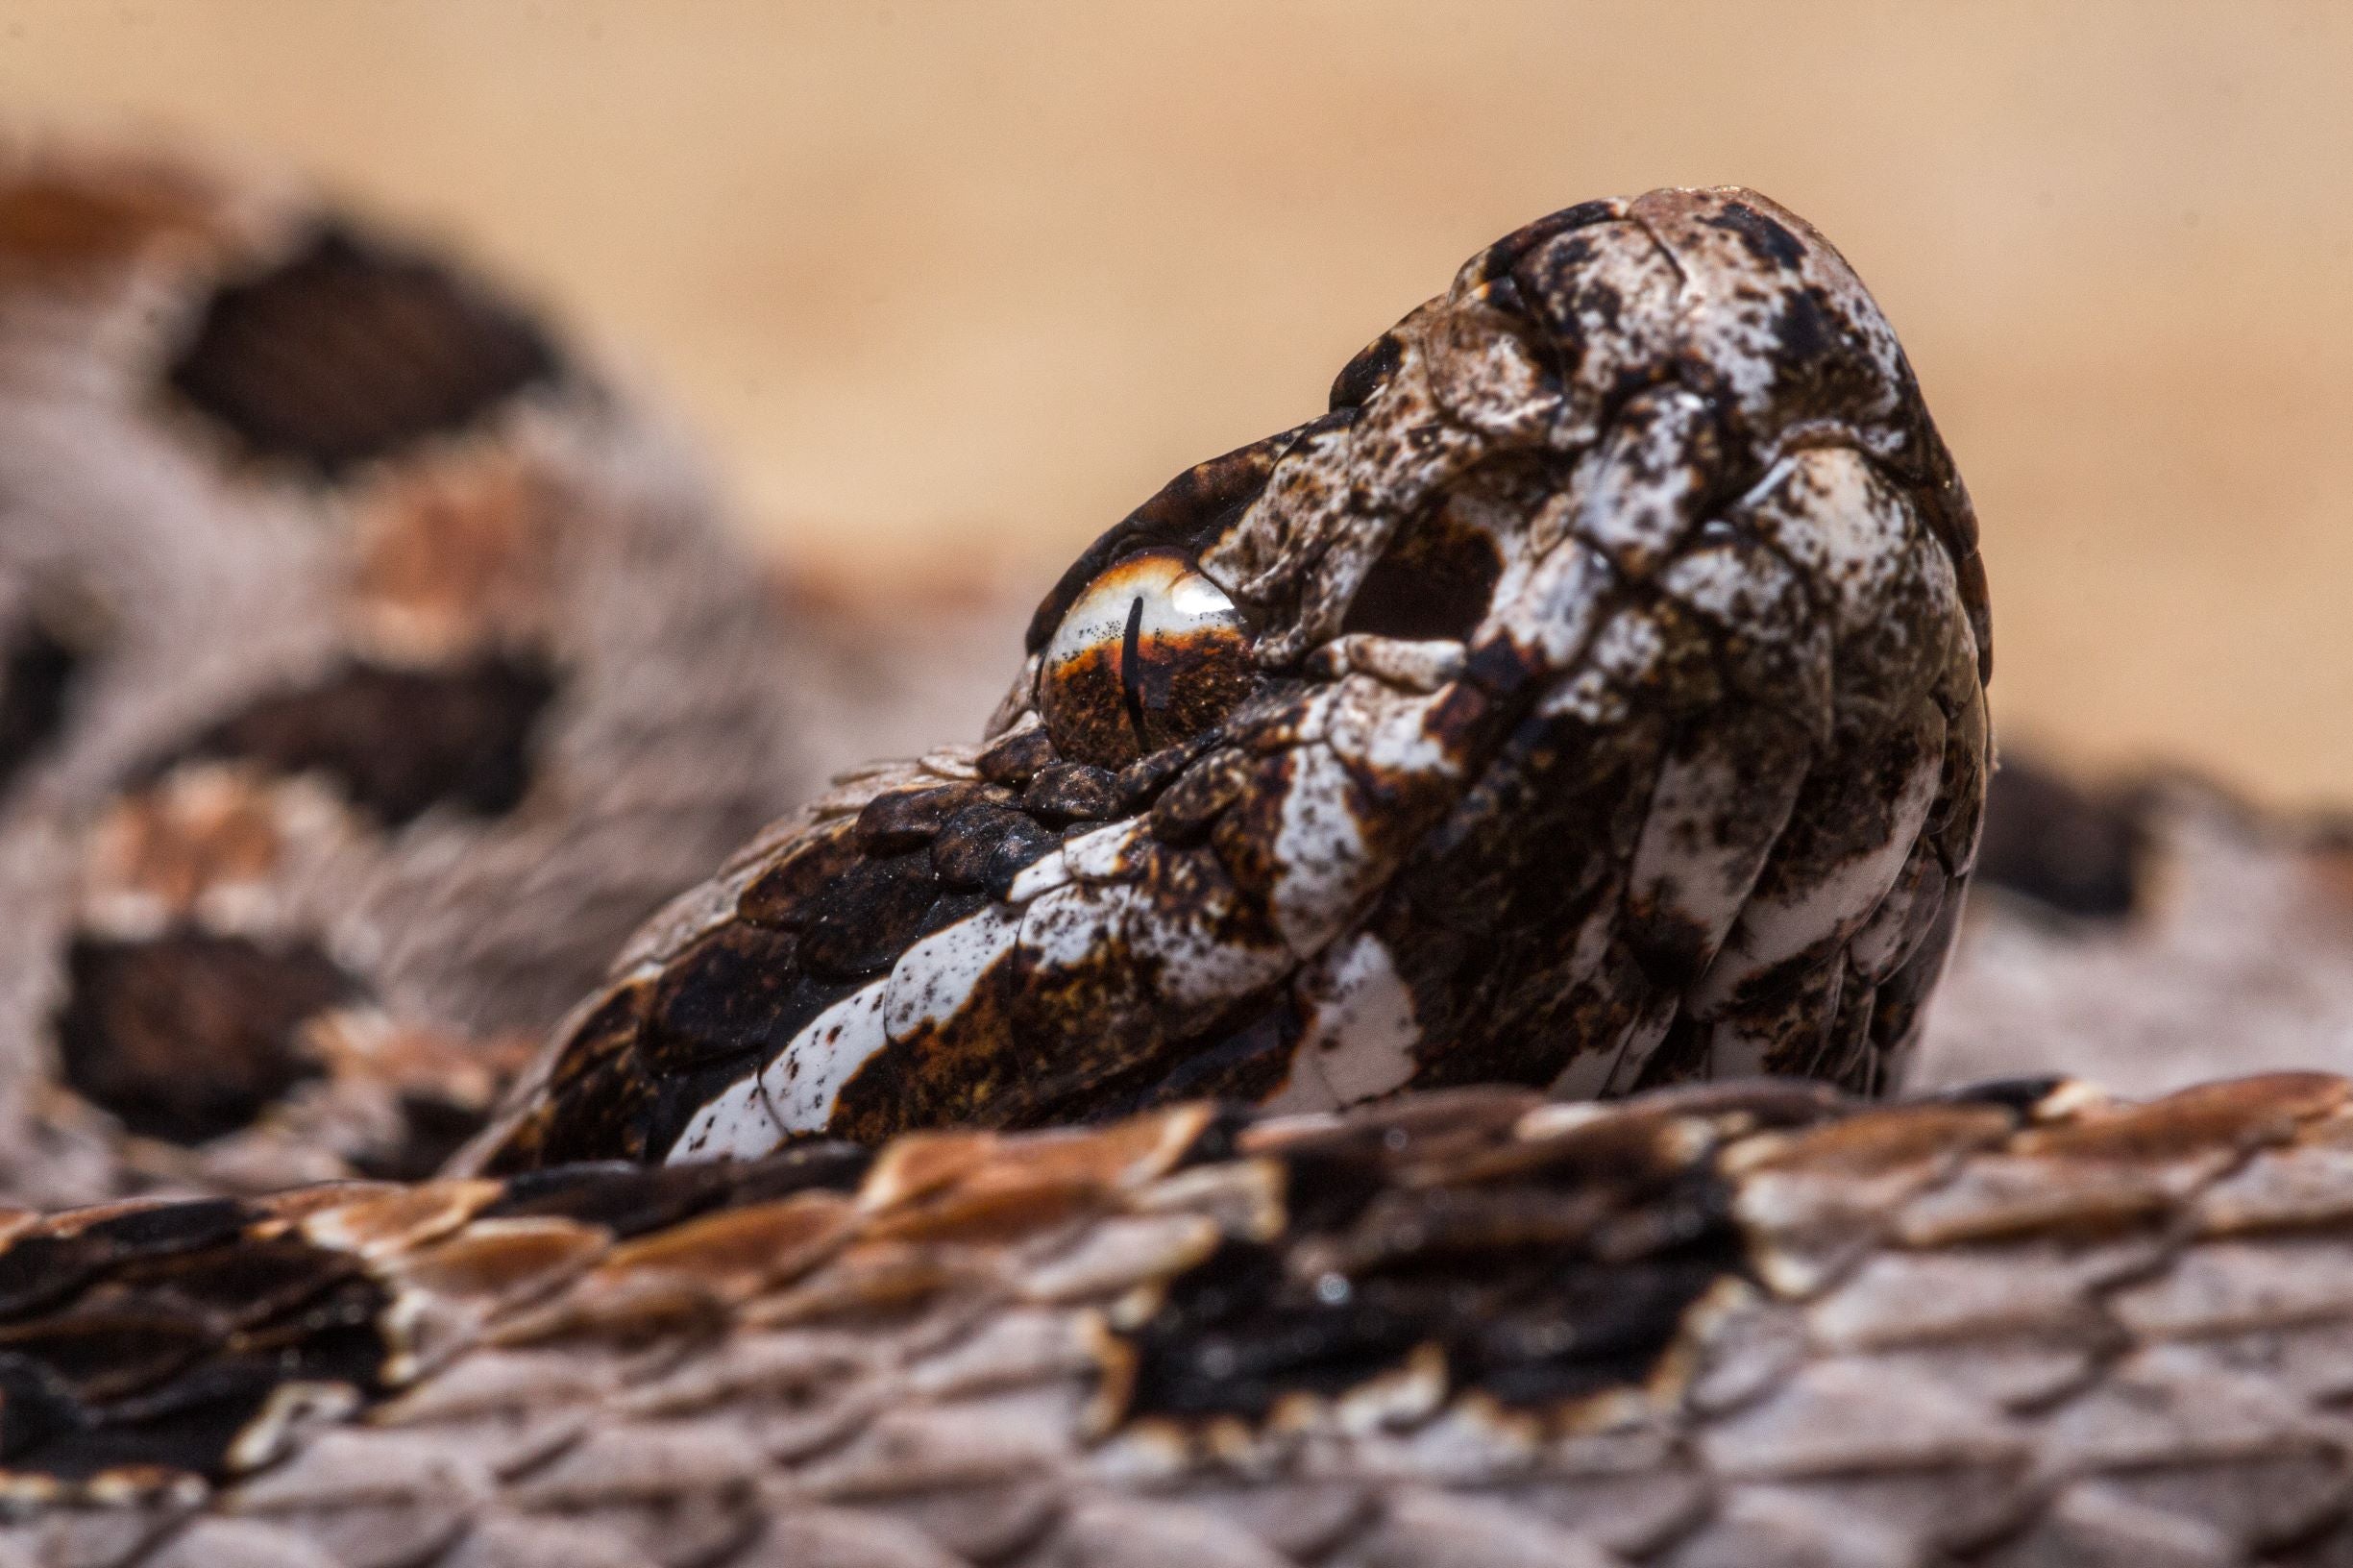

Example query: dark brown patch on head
[164,224,559,476]
[1340,497,1506,643]
[1701,200,1809,272]
[795,851,945,980]
[0,616,84,798]
[1973,758,2143,920]
[169,652,558,827]
[1328,331,1405,412]
[53,933,360,1146]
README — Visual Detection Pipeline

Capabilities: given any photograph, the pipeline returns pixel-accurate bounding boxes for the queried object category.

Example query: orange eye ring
[1039,549,1255,769]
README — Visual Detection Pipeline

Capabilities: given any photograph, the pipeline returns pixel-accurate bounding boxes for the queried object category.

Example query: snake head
[467,186,1991,1173]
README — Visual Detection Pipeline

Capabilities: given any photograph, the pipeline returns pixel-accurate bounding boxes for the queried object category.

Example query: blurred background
[6,0,2352,800]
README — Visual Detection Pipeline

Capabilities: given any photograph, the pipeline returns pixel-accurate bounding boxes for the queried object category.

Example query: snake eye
[1040,549,1254,769]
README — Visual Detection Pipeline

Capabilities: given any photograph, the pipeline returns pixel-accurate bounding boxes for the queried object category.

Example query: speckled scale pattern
[0,1077,2350,1561]
[473,185,1992,1171]
[0,143,821,1201]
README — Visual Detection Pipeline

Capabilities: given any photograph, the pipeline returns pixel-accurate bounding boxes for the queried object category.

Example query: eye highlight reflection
[1040,549,1254,769]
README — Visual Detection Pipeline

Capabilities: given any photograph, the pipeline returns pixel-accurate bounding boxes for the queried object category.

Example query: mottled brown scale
[1021,759,1121,822]
[854,780,1011,853]
[795,851,944,978]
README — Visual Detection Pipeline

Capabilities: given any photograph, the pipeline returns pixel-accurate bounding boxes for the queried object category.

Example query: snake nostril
[1341,505,1504,644]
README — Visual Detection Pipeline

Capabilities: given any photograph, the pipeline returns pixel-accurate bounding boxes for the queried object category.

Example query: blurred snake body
[2,143,2341,1564]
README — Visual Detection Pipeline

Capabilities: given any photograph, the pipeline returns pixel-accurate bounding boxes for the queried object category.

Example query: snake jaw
[470,184,1991,1174]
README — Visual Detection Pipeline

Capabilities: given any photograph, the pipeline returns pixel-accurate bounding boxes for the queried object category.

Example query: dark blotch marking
[0,1191,396,1484]
[1328,331,1404,412]
[737,821,869,930]
[54,934,360,1146]
[170,653,557,827]
[164,224,559,476]
[484,1141,870,1239]
[1059,1002,1305,1127]
[1973,759,2143,920]
[1702,201,1809,271]
[1113,1112,1743,1426]
[0,617,83,799]
[642,920,805,1067]
[1341,504,1504,643]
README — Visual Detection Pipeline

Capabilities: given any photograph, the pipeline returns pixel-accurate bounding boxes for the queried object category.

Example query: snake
[1,138,2347,1564]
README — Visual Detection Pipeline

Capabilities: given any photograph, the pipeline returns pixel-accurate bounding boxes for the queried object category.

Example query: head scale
[469,186,1991,1173]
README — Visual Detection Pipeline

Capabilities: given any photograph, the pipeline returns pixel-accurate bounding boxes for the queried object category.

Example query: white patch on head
[1127,876,1290,1012]
[1319,675,1457,778]
[1268,744,1371,955]
[666,1072,780,1164]
[1575,388,1713,575]
[1735,449,1913,632]
[758,979,894,1134]
[1289,931,1420,1106]
[884,903,1023,1041]
[1017,881,1118,973]
[1006,848,1071,904]
[1063,820,1145,883]
[1628,744,1803,969]
[1486,538,1608,672]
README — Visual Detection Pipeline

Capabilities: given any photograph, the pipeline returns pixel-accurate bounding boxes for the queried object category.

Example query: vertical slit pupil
[1119,594,1148,748]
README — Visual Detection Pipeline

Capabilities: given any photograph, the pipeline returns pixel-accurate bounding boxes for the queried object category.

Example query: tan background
[5,1,2352,799]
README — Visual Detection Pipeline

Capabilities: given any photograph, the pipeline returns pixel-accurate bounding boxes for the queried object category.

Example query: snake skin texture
[0,141,825,1201]
[20,140,2341,1556]
[1924,759,2353,1097]
[0,1074,2344,1565]
[471,184,1993,1173]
